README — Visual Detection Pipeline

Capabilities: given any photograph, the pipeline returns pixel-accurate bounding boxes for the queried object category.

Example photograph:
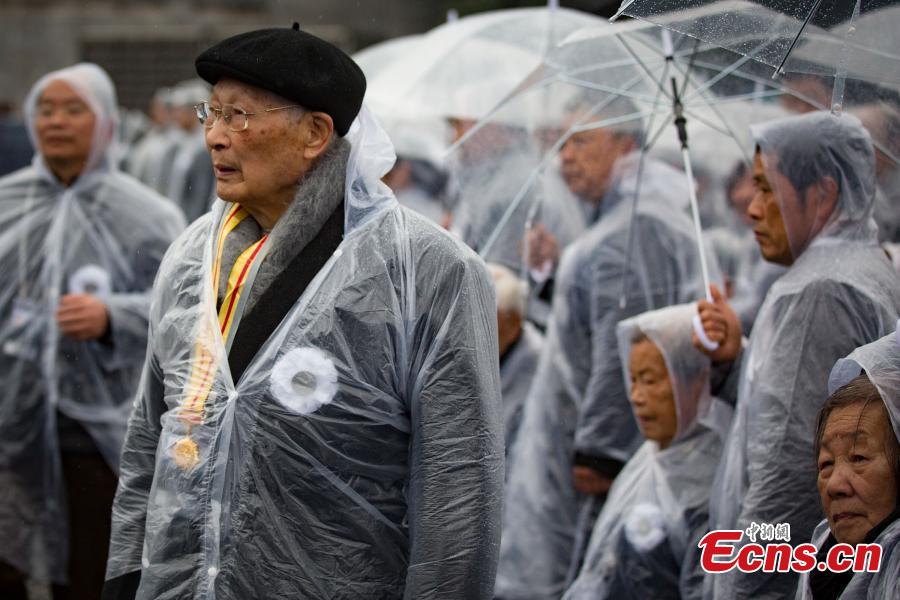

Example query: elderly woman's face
[205,78,311,210]
[35,79,96,171]
[817,402,898,545]
[629,339,677,449]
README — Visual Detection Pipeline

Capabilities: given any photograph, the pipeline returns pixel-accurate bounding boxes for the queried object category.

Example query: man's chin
[758,244,793,266]
[216,184,241,204]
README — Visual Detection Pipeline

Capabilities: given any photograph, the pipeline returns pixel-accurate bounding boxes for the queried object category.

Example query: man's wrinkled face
[629,339,678,449]
[817,402,898,545]
[206,78,310,209]
[748,151,794,265]
[35,79,96,169]
[559,126,634,204]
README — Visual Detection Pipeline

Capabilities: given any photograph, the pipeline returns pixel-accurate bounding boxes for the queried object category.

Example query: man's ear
[814,176,840,223]
[302,112,335,160]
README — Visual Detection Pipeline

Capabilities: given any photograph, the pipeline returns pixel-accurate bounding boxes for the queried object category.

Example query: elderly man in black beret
[102,25,503,600]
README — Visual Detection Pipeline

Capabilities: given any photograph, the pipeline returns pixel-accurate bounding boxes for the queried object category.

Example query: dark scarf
[217,139,349,381]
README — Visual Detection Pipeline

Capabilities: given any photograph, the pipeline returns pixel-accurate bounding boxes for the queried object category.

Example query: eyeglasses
[194,101,303,132]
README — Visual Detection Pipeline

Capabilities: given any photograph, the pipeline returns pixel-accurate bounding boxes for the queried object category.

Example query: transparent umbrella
[612,0,900,112]
[354,35,450,164]
[366,2,603,122]
[449,20,803,312]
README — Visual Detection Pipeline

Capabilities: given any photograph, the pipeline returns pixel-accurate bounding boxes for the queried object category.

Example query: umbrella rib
[445,73,559,156]
[773,0,826,77]
[678,37,701,100]
[683,35,780,103]
[557,75,662,104]
[689,57,829,113]
[672,60,755,165]
[617,33,673,101]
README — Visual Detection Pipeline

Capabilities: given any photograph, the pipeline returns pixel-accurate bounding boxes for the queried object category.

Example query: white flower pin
[69,264,112,298]
[270,347,339,414]
[624,502,667,553]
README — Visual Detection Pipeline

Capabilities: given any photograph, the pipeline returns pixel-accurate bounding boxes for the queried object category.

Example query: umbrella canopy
[613,0,900,110]
[353,35,449,164]
[448,19,803,298]
[366,5,603,122]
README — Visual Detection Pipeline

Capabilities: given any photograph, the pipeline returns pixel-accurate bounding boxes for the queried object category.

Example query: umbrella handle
[693,312,720,352]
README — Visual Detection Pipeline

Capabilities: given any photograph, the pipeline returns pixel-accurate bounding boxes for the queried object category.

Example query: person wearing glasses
[0,63,184,600]
[103,25,503,600]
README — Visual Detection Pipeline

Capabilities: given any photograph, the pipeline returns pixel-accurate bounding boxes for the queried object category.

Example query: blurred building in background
[0,0,618,114]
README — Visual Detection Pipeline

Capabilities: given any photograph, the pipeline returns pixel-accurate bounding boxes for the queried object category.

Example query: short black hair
[725,160,750,198]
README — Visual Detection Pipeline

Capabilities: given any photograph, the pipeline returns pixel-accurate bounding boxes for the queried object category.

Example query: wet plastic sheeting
[0,63,185,583]
[107,108,504,599]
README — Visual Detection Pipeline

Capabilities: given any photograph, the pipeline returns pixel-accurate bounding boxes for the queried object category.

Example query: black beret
[195,23,366,136]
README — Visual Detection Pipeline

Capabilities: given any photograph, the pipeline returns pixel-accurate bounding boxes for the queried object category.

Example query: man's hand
[572,466,613,496]
[525,224,560,276]
[693,283,742,363]
[56,294,110,341]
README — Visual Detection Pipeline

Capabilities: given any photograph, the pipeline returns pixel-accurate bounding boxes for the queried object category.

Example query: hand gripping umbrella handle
[693,312,720,352]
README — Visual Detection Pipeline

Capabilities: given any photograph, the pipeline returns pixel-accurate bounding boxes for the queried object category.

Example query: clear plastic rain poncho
[106,106,504,599]
[564,302,729,600]
[795,328,900,600]
[496,154,720,599]
[707,111,900,599]
[500,320,544,468]
[0,63,185,583]
[792,329,900,599]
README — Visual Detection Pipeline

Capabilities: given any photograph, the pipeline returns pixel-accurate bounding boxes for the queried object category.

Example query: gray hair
[487,263,527,316]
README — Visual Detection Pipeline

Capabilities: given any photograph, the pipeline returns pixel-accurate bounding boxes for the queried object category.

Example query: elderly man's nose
[205,121,230,150]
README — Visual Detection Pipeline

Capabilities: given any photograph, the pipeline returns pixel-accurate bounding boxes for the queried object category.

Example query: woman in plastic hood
[496,151,719,600]
[697,111,900,599]
[564,302,729,600]
[0,63,185,598]
[795,329,900,600]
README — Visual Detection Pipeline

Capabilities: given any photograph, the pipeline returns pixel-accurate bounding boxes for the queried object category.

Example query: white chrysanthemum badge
[69,264,112,298]
[270,347,339,414]
[624,502,667,552]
